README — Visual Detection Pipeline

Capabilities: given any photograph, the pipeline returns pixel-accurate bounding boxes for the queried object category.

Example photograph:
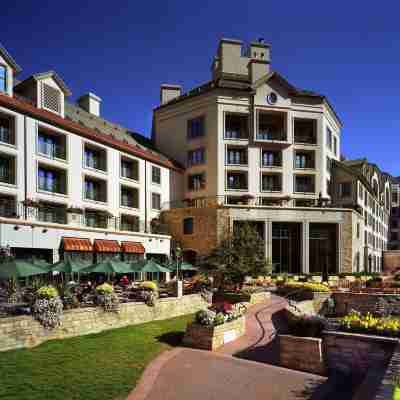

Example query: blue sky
[2,1,400,175]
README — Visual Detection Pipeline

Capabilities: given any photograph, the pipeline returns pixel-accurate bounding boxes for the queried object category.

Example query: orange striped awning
[121,241,145,254]
[94,239,121,253]
[62,237,93,252]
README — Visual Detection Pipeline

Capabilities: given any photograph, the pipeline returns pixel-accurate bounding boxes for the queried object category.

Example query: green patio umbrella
[130,259,170,281]
[82,260,131,275]
[0,259,49,279]
[52,259,90,274]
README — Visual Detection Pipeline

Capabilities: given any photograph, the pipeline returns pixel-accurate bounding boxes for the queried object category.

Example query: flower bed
[340,311,400,338]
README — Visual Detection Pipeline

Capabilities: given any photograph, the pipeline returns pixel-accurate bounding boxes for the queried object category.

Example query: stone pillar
[302,221,310,274]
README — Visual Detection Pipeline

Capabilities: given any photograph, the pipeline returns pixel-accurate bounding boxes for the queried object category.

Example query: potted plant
[95,283,119,312]
[32,286,63,329]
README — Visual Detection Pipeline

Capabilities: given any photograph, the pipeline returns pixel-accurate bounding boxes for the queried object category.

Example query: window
[120,186,139,208]
[84,144,107,171]
[326,157,331,172]
[294,175,315,193]
[339,182,352,198]
[0,195,17,218]
[357,223,360,239]
[188,173,205,191]
[84,177,107,202]
[257,112,286,141]
[183,217,193,235]
[294,151,315,169]
[188,148,205,166]
[0,114,14,145]
[121,157,139,181]
[0,66,6,93]
[293,118,317,144]
[38,130,66,160]
[41,83,61,114]
[333,136,338,156]
[261,174,282,192]
[38,166,66,194]
[326,127,332,150]
[152,193,161,210]
[226,172,247,190]
[261,150,282,167]
[359,183,364,200]
[0,154,15,185]
[187,116,205,139]
[152,166,161,184]
[84,209,109,229]
[226,147,247,165]
[38,202,67,224]
[120,214,140,232]
[225,114,248,139]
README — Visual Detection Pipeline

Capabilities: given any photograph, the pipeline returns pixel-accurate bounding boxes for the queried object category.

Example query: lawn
[0,314,193,400]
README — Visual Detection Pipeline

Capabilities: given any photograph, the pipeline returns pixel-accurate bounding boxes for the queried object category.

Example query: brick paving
[127,295,334,400]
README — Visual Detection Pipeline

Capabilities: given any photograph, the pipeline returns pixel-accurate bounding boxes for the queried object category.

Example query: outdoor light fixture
[13,226,19,231]
[42,229,48,233]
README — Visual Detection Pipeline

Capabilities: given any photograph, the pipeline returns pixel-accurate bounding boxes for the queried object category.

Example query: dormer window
[0,66,6,93]
[41,83,61,114]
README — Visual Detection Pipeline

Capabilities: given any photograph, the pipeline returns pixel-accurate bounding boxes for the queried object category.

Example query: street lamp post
[175,245,183,298]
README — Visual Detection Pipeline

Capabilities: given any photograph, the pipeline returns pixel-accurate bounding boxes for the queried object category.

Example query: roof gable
[0,43,21,74]
[16,70,71,96]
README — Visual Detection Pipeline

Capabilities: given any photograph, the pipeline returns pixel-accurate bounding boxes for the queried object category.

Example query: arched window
[0,66,6,93]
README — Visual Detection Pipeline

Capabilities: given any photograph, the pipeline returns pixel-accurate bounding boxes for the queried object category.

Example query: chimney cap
[250,40,271,49]
[77,92,102,103]
[160,84,182,91]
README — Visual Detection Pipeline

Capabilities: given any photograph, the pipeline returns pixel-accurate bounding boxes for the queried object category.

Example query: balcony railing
[38,142,66,160]
[256,130,287,141]
[0,172,14,185]
[37,206,67,224]
[294,135,317,145]
[0,199,20,218]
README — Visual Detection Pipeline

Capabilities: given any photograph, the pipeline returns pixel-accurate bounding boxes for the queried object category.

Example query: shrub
[195,303,245,326]
[196,309,216,326]
[340,310,400,337]
[140,281,158,291]
[96,283,114,295]
[36,286,58,300]
[279,281,330,293]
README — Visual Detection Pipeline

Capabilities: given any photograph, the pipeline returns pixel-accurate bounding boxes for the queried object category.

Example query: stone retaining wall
[279,335,326,375]
[183,316,246,351]
[333,292,400,317]
[322,331,396,378]
[0,294,207,352]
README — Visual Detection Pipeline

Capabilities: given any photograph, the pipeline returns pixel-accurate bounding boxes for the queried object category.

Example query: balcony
[37,202,67,224]
[294,175,315,194]
[256,111,287,143]
[121,157,139,181]
[84,177,107,203]
[226,147,248,166]
[0,196,19,218]
[226,172,248,191]
[294,151,315,169]
[0,114,15,146]
[84,210,110,229]
[294,118,317,145]
[188,173,206,191]
[120,186,139,208]
[38,165,67,195]
[224,114,249,140]
[0,154,16,185]
[120,214,140,232]
[38,130,67,160]
[261,173,282,192]
[84,144,107,172]
[261,150,282,167]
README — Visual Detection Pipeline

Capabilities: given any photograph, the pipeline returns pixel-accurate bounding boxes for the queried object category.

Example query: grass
[0,314,193,400]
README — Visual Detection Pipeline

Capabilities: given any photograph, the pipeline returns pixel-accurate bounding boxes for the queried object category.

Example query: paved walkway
[127,295,335,400]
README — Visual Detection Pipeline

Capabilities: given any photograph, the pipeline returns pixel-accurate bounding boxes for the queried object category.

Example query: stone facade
[0,294,207,352]
[333,292,400,317]
[279,335,326,375]
[161,206,230,256]
[322,331,396,379]
[383,250,400,275]
[183,316,246,351]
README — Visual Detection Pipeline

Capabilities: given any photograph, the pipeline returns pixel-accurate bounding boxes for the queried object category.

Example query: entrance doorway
[272,222,302,273]
[309,223,338,274]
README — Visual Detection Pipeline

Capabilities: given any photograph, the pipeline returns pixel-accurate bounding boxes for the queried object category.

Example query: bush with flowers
[278,281,330,293]
[95,283,114,295]
[33,286,63,329]
[195,302,245,327]
[340,310,400,337]
[95,283,119,312]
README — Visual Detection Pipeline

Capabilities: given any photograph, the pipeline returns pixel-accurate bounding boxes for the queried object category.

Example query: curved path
[127,295,329,400]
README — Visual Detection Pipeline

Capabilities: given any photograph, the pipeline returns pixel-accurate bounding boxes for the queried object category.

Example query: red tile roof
[0,93,183,172]
[121,241,145,254]
[62,237,93,252]
[93,239,121,253]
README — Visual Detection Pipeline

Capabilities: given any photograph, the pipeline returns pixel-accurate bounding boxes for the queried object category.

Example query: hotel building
[0,45,182,264]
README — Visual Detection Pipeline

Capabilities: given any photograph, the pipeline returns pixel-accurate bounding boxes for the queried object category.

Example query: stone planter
[279,334,326,375]
[183,316,245,351]
[248,291,271,304]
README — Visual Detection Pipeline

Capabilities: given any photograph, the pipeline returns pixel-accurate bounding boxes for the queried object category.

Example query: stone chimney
[78,93,102,117]
[248,39,271,83]
[160,84,182,105]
